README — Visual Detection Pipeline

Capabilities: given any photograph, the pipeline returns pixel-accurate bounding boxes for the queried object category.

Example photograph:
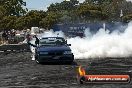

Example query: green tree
[1,0,27,16]
[14,10,47,30]
[0,6,7,19]
[101,0,130,22]
[39,12,61,29]
[14,16,28,30]
[59,11,72,23]
[47,0,79,12]
[84,0,112,5]
[0,16,17,30]
[77,3,108,22]
[25,10,47,27]
[122,14,132,23]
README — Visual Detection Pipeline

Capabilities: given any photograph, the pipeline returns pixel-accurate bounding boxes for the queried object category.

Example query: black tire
[69,61,74,65]
[63,61,73,65]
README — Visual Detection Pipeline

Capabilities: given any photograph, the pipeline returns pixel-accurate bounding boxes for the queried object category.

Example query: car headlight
[39,52,48,55]
[63,51,72,55]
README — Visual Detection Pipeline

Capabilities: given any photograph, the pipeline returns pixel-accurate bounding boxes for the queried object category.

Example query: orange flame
[78,66,86,76]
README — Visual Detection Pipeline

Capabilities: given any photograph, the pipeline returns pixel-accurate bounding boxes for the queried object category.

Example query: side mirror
[27,42,37,47]
[67,44,71,46]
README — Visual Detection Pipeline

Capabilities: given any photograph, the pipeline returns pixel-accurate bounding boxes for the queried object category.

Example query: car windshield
[39,37,66,46]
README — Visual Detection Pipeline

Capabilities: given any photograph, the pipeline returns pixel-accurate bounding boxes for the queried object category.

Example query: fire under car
[28,37,74,64]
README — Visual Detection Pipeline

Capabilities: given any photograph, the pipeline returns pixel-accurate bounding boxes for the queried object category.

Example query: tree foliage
[14,10,47,30]
[0,0,27,30]
[0,16,17,30]
[0,0,27,16]
[0,6,7,19]
[47,0,79,12]
[1,0,132,31]
[122,14,132,23]
[39,12,61,29]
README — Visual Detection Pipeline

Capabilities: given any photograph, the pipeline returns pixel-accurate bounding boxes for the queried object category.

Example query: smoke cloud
[68,22,132,59]
[30,22,132,59]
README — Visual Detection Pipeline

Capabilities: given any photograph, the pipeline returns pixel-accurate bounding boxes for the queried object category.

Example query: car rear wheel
[67,60,74,64]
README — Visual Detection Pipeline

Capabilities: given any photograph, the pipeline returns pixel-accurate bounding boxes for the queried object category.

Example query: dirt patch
[0,52,132,88]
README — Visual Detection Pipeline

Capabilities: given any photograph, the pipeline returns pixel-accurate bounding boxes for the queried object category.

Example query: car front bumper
[36,54,74,63]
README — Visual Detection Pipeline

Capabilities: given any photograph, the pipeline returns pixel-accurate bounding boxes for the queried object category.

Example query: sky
[24,0,85,11]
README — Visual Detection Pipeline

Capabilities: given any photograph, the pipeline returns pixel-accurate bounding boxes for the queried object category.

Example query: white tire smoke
[68,22,132,59]
[30,22,132,59]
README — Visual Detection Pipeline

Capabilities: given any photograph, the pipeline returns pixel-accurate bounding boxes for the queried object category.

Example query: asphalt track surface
[0,52,132,88]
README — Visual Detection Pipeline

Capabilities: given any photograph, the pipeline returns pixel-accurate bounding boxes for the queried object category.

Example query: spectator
[2,31,8,44]
[10,29,16,43]
[11,29,16,37]
[25,29,31,43]
[26,34,31,43]
[34,35,39,46]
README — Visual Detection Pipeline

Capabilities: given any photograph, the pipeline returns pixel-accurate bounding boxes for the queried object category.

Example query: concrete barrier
[0,44,31,52]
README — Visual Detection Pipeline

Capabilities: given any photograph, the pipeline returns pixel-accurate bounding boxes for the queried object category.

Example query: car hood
[37,45,71,52]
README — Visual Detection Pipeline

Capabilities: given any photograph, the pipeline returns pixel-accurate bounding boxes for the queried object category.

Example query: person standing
[25,29,31,43]
[2,31,8,44]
